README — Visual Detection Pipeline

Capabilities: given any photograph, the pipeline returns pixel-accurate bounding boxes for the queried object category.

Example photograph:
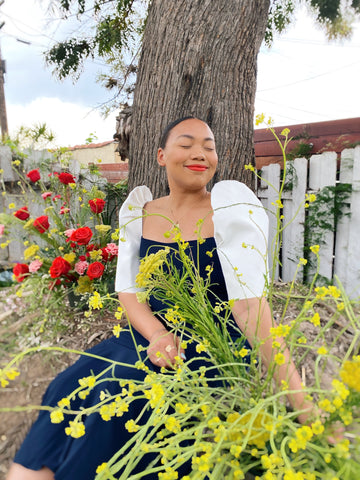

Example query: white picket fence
[257,146,360,299]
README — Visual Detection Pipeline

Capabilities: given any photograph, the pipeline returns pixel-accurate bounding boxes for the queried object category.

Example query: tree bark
[129,0,270,197]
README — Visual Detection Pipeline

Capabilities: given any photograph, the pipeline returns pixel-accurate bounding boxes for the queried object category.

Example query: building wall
[69,141,123,166]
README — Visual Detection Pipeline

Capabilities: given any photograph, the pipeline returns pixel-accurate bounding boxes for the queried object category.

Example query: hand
[147,328,185,368]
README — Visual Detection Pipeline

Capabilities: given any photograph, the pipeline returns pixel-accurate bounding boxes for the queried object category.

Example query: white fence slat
[343,146,360,298]
[258,163,280,280]
[282,158,308,282]
[308,152,337,282]
[333,149,354,293]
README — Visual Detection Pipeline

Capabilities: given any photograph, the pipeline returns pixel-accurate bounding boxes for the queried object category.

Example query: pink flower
[105,243,119,256]
[41,192,52,200]
[52,194,62,202]
[60,206,70,215]
[74,260,89,275]
[0,224,4,237]
[64,229,76,238]
[29,259,43,273]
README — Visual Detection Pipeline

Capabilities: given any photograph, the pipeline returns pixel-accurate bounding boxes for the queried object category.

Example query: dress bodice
[139,236,241,337]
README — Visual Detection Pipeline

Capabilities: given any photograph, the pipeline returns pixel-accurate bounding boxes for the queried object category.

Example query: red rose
[33,215,50,233]
[13,263,29,282]
[58,172,76,184]
[70,227,93,245]
[88,198,105,214]
[49,257,72,278]
[86,262,105,280]
[14,206,30,221]
[26,169,41,183]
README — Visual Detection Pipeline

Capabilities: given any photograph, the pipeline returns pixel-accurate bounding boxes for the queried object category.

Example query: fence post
[282,157,307,282]
[258,163,281,281]
[307,152,337,283]
[334,146,360,297]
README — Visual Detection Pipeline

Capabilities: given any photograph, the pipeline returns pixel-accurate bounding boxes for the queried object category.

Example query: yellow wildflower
[65,420,85,438]
[136,248,169,288]
[165,416,181,433]
[175,403,190,415]
[311,420,324,435]
[230,444,242,458]
[274,352,285,365]
[95,224,111,234]
[337,302,345,311]
[340,355,360,392]
[144,382,165,409]
[89,291,103,310]
[158,467,179,480]
[50,409,64,424]
[78,376,96,389]
[76,275,94,294]
[113,324,122,338]
[89,249,103,261]
[8,203,15,209]
[317,346,328,355]
[310,312,320,327]
[310,244,319,254]
[299,258,307,265]
[58,397,70,408]
[125,419,140,432]
[244,164,255,172]
[239,347,249,358]
[63,252,76,264]
[96,463,108,474]
[24,244,40,260]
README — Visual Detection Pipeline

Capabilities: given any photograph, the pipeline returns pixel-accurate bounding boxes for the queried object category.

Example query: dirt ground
[0,284,358,479]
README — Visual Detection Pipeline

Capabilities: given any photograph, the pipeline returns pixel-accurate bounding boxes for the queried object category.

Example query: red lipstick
[186,165,208,172]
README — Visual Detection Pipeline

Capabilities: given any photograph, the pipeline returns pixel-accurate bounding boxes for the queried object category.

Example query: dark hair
[159,116,202,149]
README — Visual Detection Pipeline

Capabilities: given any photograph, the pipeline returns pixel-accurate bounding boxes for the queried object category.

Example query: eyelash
[180,146,214,151]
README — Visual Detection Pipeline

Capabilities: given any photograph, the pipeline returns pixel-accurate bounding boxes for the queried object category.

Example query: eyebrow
[176,134,215,142]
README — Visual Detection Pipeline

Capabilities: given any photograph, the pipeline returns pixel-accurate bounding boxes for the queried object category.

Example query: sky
[0,1,359,147]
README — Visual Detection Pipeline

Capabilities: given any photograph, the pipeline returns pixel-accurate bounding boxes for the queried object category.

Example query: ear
[157,148,166,167]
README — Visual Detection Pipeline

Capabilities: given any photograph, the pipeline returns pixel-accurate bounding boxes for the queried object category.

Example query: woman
[8,117,312,480]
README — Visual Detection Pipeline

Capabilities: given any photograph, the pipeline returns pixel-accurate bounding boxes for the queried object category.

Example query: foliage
[44,0,360,111]
[303,183,352,282]
[0,144,126,313]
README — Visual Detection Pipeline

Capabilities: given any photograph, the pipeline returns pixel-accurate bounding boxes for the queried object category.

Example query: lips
[186,165,208,172]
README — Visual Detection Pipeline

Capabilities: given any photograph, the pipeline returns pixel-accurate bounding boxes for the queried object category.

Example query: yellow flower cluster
[340,355,360,392]
[0,368,20,388]
[144,377,165,409]
[225,411,274,449]
[65,420,85,438]
[100,397,129,421]
[89,291,103,310]
[158,467,178,480]
[24,244,40,260]
[288,425,314,453]
[136,247,169,288]
[165,306,185,325]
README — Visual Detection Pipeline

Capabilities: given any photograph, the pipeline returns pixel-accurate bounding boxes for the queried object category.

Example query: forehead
[167,119,214,142]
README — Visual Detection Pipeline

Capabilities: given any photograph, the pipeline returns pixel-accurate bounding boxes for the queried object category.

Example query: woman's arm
[118,292,184,368]
[232,297,313,424]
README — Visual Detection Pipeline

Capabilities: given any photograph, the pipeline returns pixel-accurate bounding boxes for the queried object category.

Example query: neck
[168,187,209,210]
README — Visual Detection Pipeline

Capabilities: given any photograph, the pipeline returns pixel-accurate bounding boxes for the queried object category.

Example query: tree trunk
[129,0,270,198]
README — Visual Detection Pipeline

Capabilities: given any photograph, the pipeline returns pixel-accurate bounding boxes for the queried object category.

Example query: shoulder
[144,196,169,214]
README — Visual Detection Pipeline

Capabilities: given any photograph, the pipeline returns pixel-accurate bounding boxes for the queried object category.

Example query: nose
[190,147,205,160]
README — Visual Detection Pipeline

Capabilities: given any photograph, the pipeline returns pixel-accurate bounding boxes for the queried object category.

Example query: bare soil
[0,283,358,479]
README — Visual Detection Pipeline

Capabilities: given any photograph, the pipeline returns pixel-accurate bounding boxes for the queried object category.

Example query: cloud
[7,97,117,147]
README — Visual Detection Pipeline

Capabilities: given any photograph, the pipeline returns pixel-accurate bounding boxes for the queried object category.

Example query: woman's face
[157,118,218,191]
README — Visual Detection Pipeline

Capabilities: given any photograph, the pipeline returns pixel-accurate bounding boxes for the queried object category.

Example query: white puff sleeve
[114,186,153,293]
[211,180,269,300]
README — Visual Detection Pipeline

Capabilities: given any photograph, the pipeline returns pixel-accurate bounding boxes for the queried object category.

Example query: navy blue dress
[14,237,250,479]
